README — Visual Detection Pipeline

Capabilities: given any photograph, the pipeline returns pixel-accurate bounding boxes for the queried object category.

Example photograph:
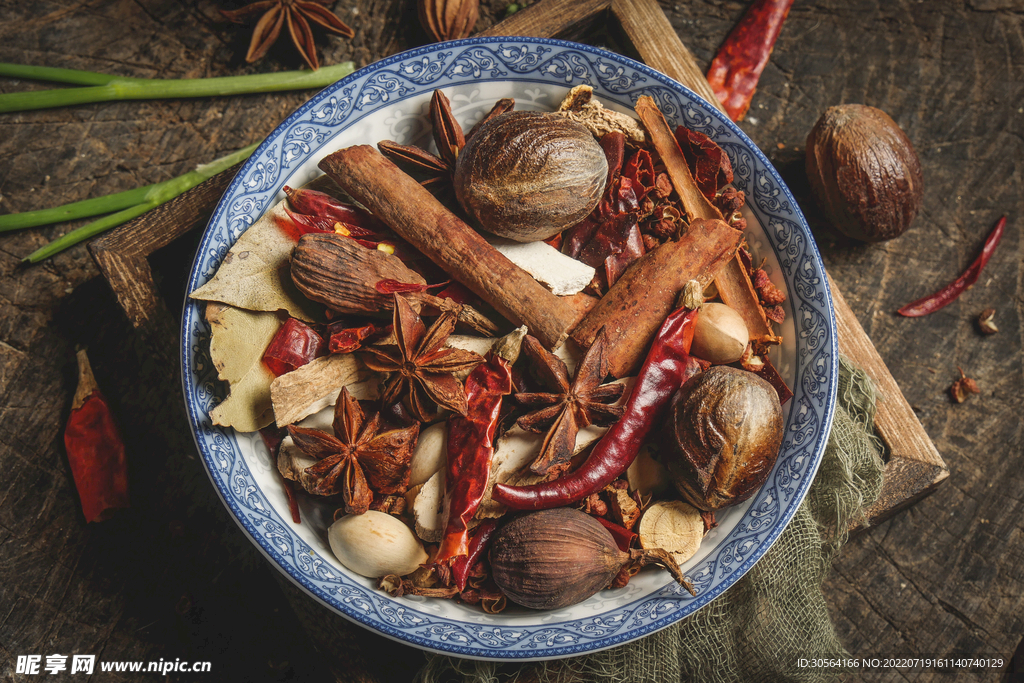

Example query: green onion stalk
[18,143,259,263]
[1,60,357,261]
[0,62,355,113]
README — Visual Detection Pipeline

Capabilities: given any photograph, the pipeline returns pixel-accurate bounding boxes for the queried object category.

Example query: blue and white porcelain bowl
[182,37,837,661]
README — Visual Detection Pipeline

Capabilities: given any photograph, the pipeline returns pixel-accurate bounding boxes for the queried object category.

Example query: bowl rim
[180,35,838,661]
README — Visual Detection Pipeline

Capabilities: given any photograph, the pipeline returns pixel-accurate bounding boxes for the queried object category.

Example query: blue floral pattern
[181,37,837,661]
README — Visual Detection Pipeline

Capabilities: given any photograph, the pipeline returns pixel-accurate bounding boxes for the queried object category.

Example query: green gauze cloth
[418,356,886,683]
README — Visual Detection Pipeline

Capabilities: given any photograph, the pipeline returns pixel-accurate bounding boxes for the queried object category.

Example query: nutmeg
[453,111,607,242]
[661,366,783,511]
[806,104,923,242]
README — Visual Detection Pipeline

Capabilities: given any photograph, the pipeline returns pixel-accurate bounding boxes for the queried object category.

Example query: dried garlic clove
[329,511,428,578]
[412,469,446,542]
[409,421,447,488]
[638,500,704,567]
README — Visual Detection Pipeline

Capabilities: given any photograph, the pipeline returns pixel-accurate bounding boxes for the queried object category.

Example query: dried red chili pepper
[450,519,499,592]
[597,517,637,553]
[623,149,655,200]
[273,209,333,242]
[707,0,794,121]
[284,185,385,233]
[259,424,285,456]
[433,352,514,579]
[283,480,301,524]
[602,222,646,288]
[493,308,700,511]
[262,318,327,377]
[563,132,628,258]
[64,350,129,523]
[676,127,734,200]
[897,216,1006,317]
[435,282,475,306]
[328,323,378,354]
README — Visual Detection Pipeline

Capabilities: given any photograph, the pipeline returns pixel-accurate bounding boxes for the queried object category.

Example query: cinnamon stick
[634,95,777,343]
[572,218,743,378]
[319,146,577,349]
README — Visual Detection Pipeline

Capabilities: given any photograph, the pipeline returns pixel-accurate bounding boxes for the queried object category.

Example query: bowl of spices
[182,37,838,660]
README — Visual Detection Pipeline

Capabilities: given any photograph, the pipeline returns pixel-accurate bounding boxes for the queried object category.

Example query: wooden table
[0,1,1020,681]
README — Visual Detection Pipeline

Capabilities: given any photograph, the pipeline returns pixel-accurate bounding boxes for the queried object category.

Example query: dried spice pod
[418,0,479,42]
[806,104,923,242]
[453,112,608,242]
[489,507,693,609]
[977,308,998,335]
[291,232,426,315]
[662,366,783,511]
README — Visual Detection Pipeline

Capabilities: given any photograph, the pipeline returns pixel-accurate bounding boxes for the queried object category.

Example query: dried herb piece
[950,367,980,404]
[221,0,354,71]
[515,331,625,476]
[897,216,1006,317]
[977,308,998,335]
[556,85,647,143]
[65,350,129,523]
[287,387,419,514]
[361,294,484,421]
[706,0,794,121]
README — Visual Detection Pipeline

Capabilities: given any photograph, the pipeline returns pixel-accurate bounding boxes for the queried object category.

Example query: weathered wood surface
[0,2,1021,683]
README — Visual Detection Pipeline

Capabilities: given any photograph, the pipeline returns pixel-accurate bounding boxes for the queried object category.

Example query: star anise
[378,90,514,194]
[361,294,484,422]
[515,330,625,476]
[287,387,420,515]
[221,0,354,71]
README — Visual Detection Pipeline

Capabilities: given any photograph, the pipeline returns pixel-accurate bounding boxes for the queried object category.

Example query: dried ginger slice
[557,85,647,144]
[638,500,704,566]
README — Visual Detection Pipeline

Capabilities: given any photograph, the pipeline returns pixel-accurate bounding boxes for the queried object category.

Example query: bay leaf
[190,202,322,323]
[206,302,279,432]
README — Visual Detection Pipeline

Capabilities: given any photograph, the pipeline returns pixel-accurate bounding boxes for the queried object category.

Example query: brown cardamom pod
[418,0,479,42]
[290,233,425,315]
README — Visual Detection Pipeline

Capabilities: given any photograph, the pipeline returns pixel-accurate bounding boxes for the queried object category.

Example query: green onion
[0,62,355,113]
[23,143,260,263]
[0,183,160,232]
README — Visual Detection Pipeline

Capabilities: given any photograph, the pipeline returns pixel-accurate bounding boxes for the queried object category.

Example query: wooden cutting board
[88,0,946,529]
